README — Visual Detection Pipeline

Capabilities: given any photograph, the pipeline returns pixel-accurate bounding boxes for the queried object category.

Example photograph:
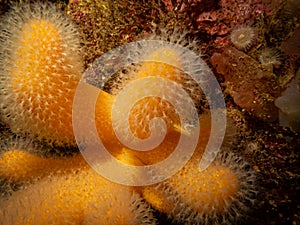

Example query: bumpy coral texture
[0,168,156,225]
[93,32,204,165]
[118,46,184,141]
[143,151,257,225]
[0,3,83,146]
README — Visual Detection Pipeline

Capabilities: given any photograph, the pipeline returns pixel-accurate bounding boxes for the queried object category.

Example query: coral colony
[0,1,299,225]
[0,3,82,146]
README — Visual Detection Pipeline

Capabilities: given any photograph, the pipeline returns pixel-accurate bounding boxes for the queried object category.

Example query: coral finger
[142,152,257,224]
[0,2,83,146]
[0,150,87,183]
[0,168,156,225]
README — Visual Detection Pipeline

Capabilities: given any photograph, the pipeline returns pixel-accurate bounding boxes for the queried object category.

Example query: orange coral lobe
[0,168,154,225]
[137,46,182,82]
[95,90,181,166]
[174,165,239,214]
[10,19,80,144]
[143,164,239,215]
[129,46,184,139]
[95,90,121,151]
[0,3,83,146]
[0,150,86,182]
[128,96,180,139]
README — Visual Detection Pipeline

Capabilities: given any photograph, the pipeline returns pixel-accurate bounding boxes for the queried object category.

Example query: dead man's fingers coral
[0,150,87,183]
[89,37,203,163]
[0,168,156,225]
[0,2,83,146]
[0,134,88,183]
[142,151,257,225]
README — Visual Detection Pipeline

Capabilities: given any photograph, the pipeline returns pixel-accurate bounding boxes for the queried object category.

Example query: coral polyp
[230,26,255,50]
[259,47,281,71]
[0,2,83,146]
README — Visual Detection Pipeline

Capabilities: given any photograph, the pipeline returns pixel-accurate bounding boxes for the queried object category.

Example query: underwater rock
[275,69,300,132]
[281,26,300,56]
[210,47,280,122]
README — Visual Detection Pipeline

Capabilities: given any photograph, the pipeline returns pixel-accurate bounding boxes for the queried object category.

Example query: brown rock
[281,27,300,56]
[210,47,280,122]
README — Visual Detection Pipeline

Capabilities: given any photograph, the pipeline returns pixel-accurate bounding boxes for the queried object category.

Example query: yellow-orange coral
[94,46,190,164]
[142,151,256,224]
[0,168,155,225]
[171,164,239,214]
[0,6,256,223]
[136,46,183,82]
[0,150,87,183]
[0,3,83,146]
[109,46,185,142]
[143,164,239,215]
[95,89,181,165]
